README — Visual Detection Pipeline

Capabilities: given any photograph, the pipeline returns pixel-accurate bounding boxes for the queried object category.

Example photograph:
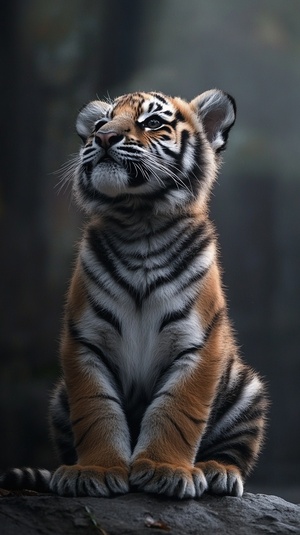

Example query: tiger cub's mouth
[83,154,122,175]
[99,154,115,164]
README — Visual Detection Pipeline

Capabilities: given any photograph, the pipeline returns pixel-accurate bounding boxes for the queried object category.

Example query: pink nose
[95,130,123,148]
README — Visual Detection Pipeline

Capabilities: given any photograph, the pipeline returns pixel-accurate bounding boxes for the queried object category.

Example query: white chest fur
[78,217,215,397]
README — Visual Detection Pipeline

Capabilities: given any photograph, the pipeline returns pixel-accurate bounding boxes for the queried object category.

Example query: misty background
[1,0,299,502]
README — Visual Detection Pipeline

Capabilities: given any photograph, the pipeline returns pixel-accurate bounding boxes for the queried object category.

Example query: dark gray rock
[0,492,299,534]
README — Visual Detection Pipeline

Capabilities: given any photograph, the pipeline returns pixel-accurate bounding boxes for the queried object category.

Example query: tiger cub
[1,90,267,498]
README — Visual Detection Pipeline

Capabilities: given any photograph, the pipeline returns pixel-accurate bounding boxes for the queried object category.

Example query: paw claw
[196,461,243,497]
[50,464,129,497]
[130,459,206,499]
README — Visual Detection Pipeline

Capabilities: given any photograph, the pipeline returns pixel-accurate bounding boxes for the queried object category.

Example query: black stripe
[174,344,203,362]
[198,449,251,474]
[202,308,225,346]
[71,416,86,427]
[211,444,253,476]
[117,145,140,155]
[179,409,206,426]
[108,201,142,216]
[68,320,122,394]
[137,187,176,205]
[175,110,185,123]
[143,234,213,300]
[152,391,206,426]
[152,390,175,401]
[179,130,190,168]
[224,427,260,442]
[165,414,192,448]
[198,434,253,461]
[217,355,234,396]
[76,413,112,450]
[159,300,193,332]
[88,227,141,306]
[171,224,209,265]
[232,391,266,424]
[75,418,100,449]
[88,221,212,309]
[178,266,210,293]
[102,221,208,274]
[159,309,224,383]
[188,140,207,188]
[159,125,173,134]
[76,393,121,406]
[211,368,249,425]
[82,259,114,298]
[201,427,260,460]
[159,143,180,161]
[106,213,189,244]
[35,469,51,492]
[160,134,172,141]
[150,93,168,105]
[88,294,122,336]
[152,103,163,112]
[166,233,212,276]
[83,147,96,155]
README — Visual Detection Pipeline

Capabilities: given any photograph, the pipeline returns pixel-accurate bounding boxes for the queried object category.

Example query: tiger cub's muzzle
[95,130,124,149]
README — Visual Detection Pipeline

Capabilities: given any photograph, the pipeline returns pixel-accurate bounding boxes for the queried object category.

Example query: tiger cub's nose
[95,130,124,148]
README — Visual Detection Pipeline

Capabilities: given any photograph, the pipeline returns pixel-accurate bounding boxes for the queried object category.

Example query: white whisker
[143,153,194,198]
[54,153,80,196]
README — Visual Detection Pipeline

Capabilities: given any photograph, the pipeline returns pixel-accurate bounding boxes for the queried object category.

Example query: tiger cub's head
[74,90,236,214]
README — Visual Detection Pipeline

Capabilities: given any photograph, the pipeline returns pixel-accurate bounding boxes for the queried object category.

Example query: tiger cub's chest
[80,218,214,393]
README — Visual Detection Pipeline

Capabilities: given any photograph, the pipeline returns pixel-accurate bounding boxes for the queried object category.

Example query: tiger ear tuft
[76,101,110,141]
[191,90,236,152]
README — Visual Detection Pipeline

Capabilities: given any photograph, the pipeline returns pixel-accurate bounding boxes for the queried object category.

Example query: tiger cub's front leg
[130,314,226,499]
[50,340,131,497]
[50,362,131,497]
[130,386,209,499]
[50,269,131,497]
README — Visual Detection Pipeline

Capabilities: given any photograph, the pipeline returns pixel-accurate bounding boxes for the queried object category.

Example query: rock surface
[0,491,299,534]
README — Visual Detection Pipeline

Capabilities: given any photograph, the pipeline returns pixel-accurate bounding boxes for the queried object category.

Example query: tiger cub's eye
[142,116,163,130]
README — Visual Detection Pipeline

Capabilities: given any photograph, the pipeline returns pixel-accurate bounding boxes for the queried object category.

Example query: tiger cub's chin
[90,161,129,197]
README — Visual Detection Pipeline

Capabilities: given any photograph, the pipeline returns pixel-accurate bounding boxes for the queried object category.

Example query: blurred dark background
[1,0,299,503]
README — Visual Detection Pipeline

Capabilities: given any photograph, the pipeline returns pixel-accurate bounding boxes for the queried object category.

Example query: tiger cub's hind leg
[49,379,77,465]
[195,460,243,497]
[195,364,267,497]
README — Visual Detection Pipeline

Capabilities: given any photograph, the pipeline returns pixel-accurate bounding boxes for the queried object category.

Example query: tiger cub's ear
[76,100,110,142]
[191,90,236,153]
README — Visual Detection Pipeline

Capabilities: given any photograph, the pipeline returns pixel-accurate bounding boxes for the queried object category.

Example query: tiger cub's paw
[196,461,244,497]
[50,464,129,497]
[130,459,207,499]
